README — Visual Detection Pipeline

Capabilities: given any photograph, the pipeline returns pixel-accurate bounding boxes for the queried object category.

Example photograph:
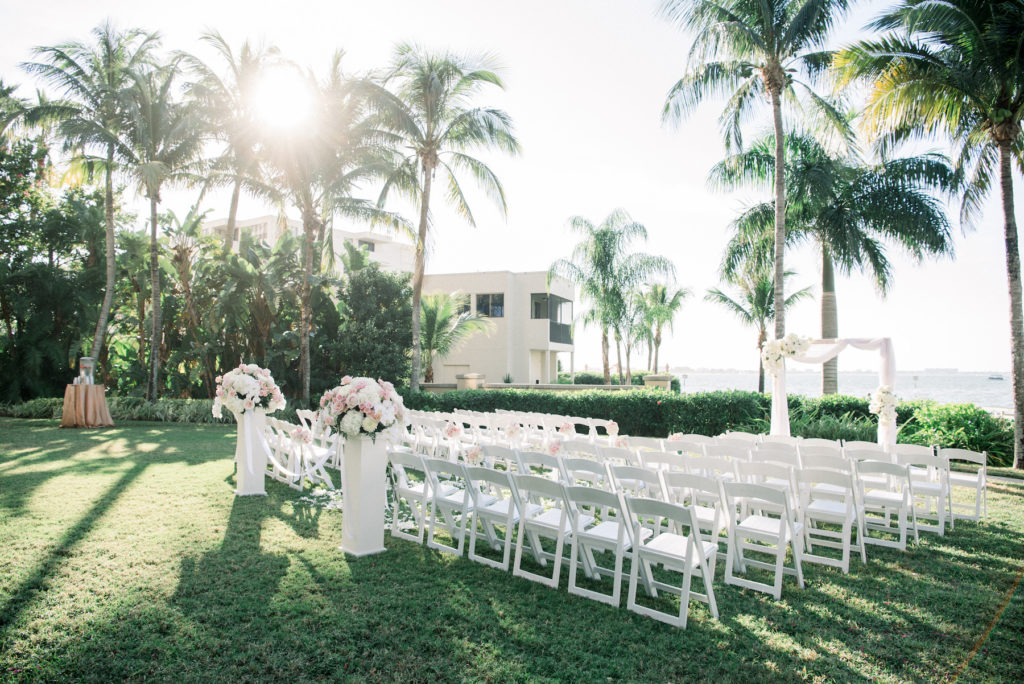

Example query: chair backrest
[720,431,761,442]
[893,450,945,469]
[598,445,640,466]
[514,473,570,511]
[662,470,723,508]
[894,443,936,459]
[638,450,689,471]
[482,444,518,470]
[737,460,795,492]
[566,485,630,536]
[422,456,467,487]
[609,464,665,499]
[516,449,563,480]
[939,447,987,468]
[629,436,664,452]
[685,455,737,480]
[799,444,844,461]
[796,467,856,508]
[750,443,801,469]
[723,481,795,530]
[668,433,714,445]
[465,465,520,510]
[626,495,701,541]
[856,460,911,494]
[562,439,600,459]
[664,439,707,458]
[842,439,882,450]
[800,437,842,448]
[845,447,893,463]
[561,456,611,489]
[761,434,802,446]
[705,442,751,462]
[800,450,851,473]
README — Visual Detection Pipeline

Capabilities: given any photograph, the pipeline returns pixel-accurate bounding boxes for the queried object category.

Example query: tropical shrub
[899,402,1014,467]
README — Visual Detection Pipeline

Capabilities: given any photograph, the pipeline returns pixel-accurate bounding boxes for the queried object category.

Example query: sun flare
[249,66,313,132]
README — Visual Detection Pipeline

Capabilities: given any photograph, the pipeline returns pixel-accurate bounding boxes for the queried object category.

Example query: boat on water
[988,375,1004,381]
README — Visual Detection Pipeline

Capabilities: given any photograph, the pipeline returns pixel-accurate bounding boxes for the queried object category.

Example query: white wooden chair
[750,443,802,470]
[796,468,866,573]
[801,437,843,449]
[387,449,439,544]
[661,470,729,557]
[565,486,650,606]
[626,497,719,628]
[665,439,708,459]
[761,434,802,446]
[423,458,494,556]
[799,443,845,462]
[720,431,762,442]
[667,433,714,446]
[610,464,665,500]
[598,445,642,467]
[515,448,564,481]
[857,460,917,550]
[894,450,949,535]
[512,474,590,588]
[940,448,988,523]
[562,439,600,460]
[482,444,518,471]
[628,436,664,452]
[638,450,690,472]
[560,456,612,490]
[724,482,805,600]
[465,466,536,571]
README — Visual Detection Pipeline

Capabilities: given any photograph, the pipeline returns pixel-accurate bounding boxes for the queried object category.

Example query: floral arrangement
[614,436,630,448]
[606,421,619,437]
[317,376,408,442]
[559,421,575,436]
[761,334,813,376]
[291,426,313,444]
[869,385,899,426]
[444,421,464,439]
[504,421,522,439]
[212,363,286,418]
[464,444,483,465]
[547,439,563,457]
[667,432,686,441]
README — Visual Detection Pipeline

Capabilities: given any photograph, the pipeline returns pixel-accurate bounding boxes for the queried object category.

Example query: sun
[249,66,314,132]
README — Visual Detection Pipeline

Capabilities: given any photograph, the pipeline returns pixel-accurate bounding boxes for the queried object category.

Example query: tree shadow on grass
[0,460,149,635]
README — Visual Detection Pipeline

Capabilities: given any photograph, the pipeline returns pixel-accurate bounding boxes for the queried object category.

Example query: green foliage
[899,402,1015,467]
[557,370,681,392]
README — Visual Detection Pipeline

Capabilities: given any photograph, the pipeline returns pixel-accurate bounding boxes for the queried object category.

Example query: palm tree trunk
[757,327,767,393]
[410,166,433,393]
[615,330,624,385]
[601,327,610,384]
[224,179,241,252]
[821,244,838,394]
[997,141,1024,469]
[654,326,662,374]
[625,344,632,385]
[770,82,787,341]
[646,338,652,372]
[300,207,315,405]
[90,148,117,368]
[147,196,161,401]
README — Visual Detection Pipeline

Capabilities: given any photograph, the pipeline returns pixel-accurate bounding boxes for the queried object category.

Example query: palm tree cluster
[550,209,683,385]
[5,23,517,403]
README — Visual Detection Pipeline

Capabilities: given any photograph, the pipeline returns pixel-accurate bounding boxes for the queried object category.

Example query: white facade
[201,215,415,273]
[420,271,575,385]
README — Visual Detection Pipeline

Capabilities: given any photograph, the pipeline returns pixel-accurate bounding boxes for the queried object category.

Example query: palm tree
[21,22,159,370]
[377,44,520,393]
[711,131,955,393]
[117,59,205,400]
[419,292,493,383]
[260,54,400,404]
[706,268,811,392]
[645,283,691,374]
[549,209,675,385]
[837,1,1024,467]
[659,0,851,342]
[180,32,276,251]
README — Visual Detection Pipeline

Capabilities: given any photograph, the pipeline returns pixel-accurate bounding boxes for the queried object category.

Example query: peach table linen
[60,384,114,428]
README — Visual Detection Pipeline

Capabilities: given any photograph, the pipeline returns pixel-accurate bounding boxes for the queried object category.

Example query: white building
[201,215,415,274]
[420,270,575,385]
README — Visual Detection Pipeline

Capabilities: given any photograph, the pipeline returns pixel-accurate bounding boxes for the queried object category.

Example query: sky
[2,0,1020,375]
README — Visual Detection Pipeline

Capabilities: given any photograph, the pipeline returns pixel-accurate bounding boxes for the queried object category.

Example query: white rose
[341,411,363,436]
[362,416,379,433]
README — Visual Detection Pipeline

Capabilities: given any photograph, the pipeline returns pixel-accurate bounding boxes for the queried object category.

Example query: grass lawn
[1,417,1023,682]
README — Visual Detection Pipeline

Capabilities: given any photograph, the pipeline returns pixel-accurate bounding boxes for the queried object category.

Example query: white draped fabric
[770,337,896,450]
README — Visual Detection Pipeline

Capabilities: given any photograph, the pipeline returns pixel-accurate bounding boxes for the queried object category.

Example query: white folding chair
[894,450,949,535]
[750,443,802,470]
[482,444,518,471]
[857,460,917,550]
[561,456,612,490]
[761,434,802,446]
[565,486,650,606]
[562,439,601,460]
[387,449,438,544]
[638,450,690,472]
[609,464,665,500]
[626,497,719,628]
[662,471,729,556]
[465,466,535,571]
[423,458,493,556]
[799,443,845,462]
[801,438,843,449]
[684,455,738,482]
[667,433,714,446]
[516,448,564,481]
[736,460,798,512]
[598,445,641,467]
[664,439,708,458]
[629,436,664,452]
[940,448,988,523]
[512,474,589,588]
[796,468,866,573]
[843,440,885,452]
[706,442,751,464]
[723,482,805,600]
[720,431,762,442]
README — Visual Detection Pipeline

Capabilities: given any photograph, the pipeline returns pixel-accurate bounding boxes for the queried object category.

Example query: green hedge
[2,390,1014,466]
[556,370,681,393]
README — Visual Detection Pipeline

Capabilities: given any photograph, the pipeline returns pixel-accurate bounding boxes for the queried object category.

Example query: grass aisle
[1,418,1022,682]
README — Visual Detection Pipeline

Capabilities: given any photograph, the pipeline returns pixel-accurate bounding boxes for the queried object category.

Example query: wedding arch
[767,337,896,451]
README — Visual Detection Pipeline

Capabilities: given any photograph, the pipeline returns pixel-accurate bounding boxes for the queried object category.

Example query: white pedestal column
[234,409,268,496]
[340,436,388,557]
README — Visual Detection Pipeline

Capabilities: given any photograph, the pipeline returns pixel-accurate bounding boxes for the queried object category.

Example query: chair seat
[912,482,944,496]
[692,504,720,527]
[579,521,652,547]
[644,533,717,565]
[438,488,495,510]
[949,472,981,486]
[863,490,904,506]
[805,499,850,517]
[529,508,593,535]
[736,514,802,540]
[811,482,847,497]
[479,498,540,521]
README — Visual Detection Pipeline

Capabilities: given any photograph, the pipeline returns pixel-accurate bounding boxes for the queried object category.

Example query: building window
[358,239,375,252]
[531,293,548,319]
[476,293,504,317]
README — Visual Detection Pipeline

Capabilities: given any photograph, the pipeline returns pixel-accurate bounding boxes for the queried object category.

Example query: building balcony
[549,321,572,345]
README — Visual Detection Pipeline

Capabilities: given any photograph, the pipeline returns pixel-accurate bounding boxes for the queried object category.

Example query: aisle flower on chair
[464,444,483,465]
[606,420,619,437]
[760,334,813,376]
[317,377,408,443]
[559,421,575,436]
[869,385,899,426]
[444,421,464,439]
[212,363,286,418]
[547,439,563,457]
